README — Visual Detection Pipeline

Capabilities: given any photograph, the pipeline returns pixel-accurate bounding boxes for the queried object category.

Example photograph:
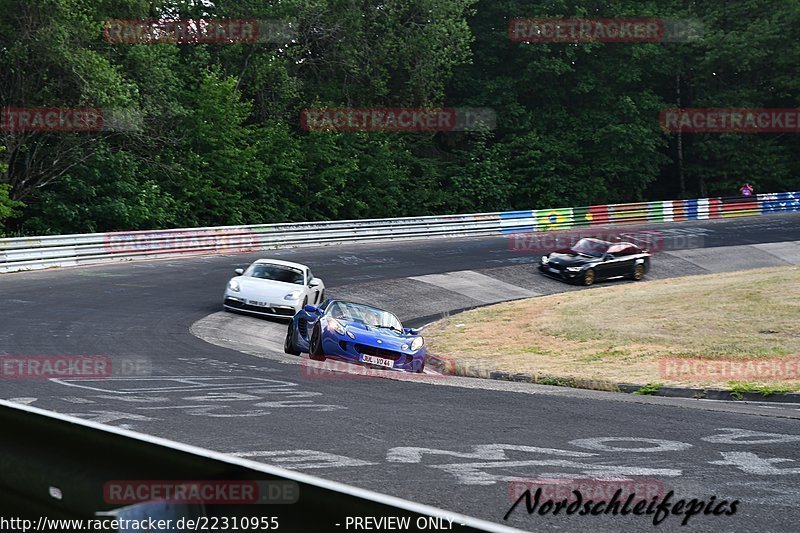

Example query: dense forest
[1,0,799,235]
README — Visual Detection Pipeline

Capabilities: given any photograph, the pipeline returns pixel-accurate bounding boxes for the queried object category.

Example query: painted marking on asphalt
[179,406,274,418]
[136,404,222,410]
[50,375,347,417]
[408,270,537,303]
[177,357,282,374]
[60,397,95,404]
[245,389,326,398]
[181,392,263,402]
[50,376,297,394]
[387,444,595,463]
[568,437,693,453]
[230,450,377,469]
[95,395,169,403]
[7,397,37,405]
[253,400,346,411]
[67,410,158,424]
[330,255,396,266]
[701,428,800,445]
[486,257,539,265]
[387,443,684,485]
[429,460,683,485]
[202,431,800,492]
[710,452,800,475]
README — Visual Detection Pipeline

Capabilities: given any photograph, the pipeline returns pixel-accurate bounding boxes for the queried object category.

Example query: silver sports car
[223,259,325,319]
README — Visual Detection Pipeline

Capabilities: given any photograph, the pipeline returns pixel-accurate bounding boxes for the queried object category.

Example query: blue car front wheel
[309,323,326,362]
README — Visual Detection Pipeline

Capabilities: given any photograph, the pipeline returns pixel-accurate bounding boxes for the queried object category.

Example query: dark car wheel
[309,324,326,361]
[632,263,646,281]
[583,269,596,286]
[284,321,301,356]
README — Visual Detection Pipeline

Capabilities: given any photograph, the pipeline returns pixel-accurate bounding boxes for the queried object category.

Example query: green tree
[664,0,800,196]
[0,146,24,230]
[18,144,179,234]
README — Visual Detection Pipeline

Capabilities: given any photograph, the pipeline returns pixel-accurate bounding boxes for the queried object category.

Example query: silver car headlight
[541,255,549,264]
[566,266,583,272]
[284,290,302,300]
[410,337,424,351]
[228,279,241,292]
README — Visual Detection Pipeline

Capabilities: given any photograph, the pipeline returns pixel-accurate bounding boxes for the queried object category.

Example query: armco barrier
[0,400,521,531]
[1,192,798,273]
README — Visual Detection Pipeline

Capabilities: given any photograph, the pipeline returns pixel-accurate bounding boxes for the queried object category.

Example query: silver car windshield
[246,264,305,284]
[327,302,403,330]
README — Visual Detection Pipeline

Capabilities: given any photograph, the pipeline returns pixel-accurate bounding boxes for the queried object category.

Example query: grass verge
[425,266,800,392]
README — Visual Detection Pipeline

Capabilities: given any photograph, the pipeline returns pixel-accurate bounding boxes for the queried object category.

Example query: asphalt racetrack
[2,214,800,532]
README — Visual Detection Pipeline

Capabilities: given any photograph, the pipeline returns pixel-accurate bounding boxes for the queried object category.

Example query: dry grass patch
[426,266,800,392]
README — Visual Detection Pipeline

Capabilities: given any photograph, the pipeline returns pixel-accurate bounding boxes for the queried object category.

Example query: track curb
[425,357,800,403]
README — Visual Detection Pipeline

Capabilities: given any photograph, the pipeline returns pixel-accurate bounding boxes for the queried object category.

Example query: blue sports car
[284,299,427,373]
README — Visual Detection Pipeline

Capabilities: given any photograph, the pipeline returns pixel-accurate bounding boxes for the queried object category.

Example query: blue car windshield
[246,264,305,284]
[328,302,403,330]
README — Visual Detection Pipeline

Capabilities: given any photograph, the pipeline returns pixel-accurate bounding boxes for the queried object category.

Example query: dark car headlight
[566,266,583,272]
[541,255,550,265]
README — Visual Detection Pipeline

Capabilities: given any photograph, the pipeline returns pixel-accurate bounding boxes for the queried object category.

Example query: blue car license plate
[362,354,394,368]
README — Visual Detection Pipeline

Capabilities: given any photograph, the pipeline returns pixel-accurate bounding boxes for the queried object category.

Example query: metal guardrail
[0,400,522,532]
[1,192,798,273]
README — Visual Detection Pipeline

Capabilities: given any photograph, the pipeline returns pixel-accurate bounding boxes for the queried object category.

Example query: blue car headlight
[410,337,424,351]
[327,318,346,335]
[346,330,356,339]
